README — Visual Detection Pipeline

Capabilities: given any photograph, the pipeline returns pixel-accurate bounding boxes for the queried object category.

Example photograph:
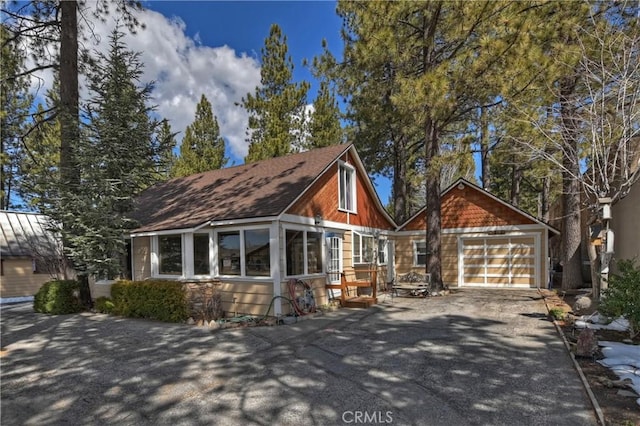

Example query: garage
[459,235,540,288]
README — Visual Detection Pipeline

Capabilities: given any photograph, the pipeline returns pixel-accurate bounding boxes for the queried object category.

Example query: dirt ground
[540,289,640,426]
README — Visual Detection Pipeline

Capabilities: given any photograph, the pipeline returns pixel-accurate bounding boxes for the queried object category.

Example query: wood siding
[402,184,536,231]
[1,259,54,297]
[286,155,394,230]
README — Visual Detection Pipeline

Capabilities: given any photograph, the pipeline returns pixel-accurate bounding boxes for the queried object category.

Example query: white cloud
[26,7,261,161]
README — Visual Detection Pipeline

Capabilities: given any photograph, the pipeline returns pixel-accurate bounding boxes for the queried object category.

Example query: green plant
[600,259,640,338]
[94,296,115,314]
[33,280,84,315]
[111,280,188,323]
[548,307,565,321]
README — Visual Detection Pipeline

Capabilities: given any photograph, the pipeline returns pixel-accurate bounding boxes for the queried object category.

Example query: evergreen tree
[242,24,309,163]
[1,24,32,210]
[306,80,343,149]
[56,28,160,279]
[334,1,537,289]
[155,119,177,180]
[172,94,227,177]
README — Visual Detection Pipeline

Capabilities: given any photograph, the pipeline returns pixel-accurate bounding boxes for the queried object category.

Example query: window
[307,232,323,274]
[159,234,183,275]
[218,231,240,275]
[245,229,270,277]
[378,238,387,265]
[194,234,210,275]
[339,163,356,212]
[353,232,374,264]
[414,241,427,266]
[286,229,323,276]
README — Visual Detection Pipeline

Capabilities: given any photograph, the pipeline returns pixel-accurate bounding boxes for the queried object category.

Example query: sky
[26,1,396,203]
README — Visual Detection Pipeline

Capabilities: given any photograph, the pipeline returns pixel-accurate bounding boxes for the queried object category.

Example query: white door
[326,234,343,296]
[460,235,538,288]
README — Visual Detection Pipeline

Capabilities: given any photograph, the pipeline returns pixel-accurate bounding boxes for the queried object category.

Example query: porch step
[343,297,377,309]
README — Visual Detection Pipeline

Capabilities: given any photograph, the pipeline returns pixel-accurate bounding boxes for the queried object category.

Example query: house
[0,211,68,302]
[127,143,397,316]
[610,178,640,270]
[395,179,560,289]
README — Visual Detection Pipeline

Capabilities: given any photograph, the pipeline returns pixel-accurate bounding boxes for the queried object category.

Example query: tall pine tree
[306,80,343,149]
[242,24,309,163]
[172,94,227,177]
[53,28,161,279]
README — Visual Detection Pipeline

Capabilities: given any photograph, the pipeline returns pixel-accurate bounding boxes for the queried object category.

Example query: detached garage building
[395,179,559,289]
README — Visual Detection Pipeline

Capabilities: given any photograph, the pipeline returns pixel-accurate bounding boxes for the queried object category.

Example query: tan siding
[611,181,640,269]
[280,277,328,316]
[216,281,274,317]
[1,259,53,297]
[133,237,151,280]
[90,281,113,299]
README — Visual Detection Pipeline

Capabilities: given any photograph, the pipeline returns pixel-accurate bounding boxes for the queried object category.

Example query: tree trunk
[541,176,550,222]
[393,135,409,223]
[77,274,93,309]
[425,116,443,291]
[510,165,521,207]
[480,107,491,191]
[559,77,583,290]
[59,0,79,189]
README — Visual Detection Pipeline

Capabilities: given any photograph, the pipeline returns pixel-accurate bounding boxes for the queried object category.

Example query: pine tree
[172,94,227,177]
[306,80,343,149]
[55,28,161,279]
[1,24,32,210]
[155,119,177,180]
[334,1,538,289]
[242,24,309,163]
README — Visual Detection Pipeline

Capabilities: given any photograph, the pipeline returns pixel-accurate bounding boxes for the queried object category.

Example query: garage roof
[0,211,61,258]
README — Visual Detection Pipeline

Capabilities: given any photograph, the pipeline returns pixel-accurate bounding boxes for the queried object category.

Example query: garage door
[460,236,538,288]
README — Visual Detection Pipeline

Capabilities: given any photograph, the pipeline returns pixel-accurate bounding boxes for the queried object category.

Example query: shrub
[94,297,115,314]
[111,280,188,323]
[600,259,640,338]
[548,307,565,321]
[33,280,84,315]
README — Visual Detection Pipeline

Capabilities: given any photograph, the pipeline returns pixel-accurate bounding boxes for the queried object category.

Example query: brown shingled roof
[130,144,352,233]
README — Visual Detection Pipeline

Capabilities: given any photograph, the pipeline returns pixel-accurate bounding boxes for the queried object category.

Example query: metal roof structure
[0,211,61,258]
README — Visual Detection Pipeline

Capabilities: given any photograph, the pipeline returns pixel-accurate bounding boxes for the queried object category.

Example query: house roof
[130,143,354,233]
[0,211,61,258]
[397,178,560,234]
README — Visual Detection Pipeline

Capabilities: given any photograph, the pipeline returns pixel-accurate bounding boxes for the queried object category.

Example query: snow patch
[574,313,630,332]
[598,341,640,406]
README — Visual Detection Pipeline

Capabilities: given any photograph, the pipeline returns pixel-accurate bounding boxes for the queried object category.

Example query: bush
[110,280,188,323]
[600,259,640,338]
[33,280,84,315]
[94,297,115,314]
[548,307,565,321]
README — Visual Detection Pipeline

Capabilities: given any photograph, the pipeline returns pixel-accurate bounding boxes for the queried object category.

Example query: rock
[572,296,592,313]
[186,317,195,325]
[209,320,220,329]
[617,389,638,398]
[575,328,598,357]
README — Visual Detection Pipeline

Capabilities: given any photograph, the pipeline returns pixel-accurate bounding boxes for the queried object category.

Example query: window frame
[413,240,427,267]
[338,161,357,213]
[377,237,388,265]
[284,227,325,278]
[193,232,212,277]
[215,226,272,279]
[352,231,375,265]
[156,234,184,277]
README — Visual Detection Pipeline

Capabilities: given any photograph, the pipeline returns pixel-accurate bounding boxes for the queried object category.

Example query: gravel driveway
[1,289,597,425]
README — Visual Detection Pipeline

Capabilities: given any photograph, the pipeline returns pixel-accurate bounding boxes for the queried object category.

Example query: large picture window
[339,163,356,212]
[352,232,374,264]
[245,229,270,277]
[194,234,210,275]
[286,229,323,276]
[159,234,182,275]
[218,231,240,275]
[414,241,427,266]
